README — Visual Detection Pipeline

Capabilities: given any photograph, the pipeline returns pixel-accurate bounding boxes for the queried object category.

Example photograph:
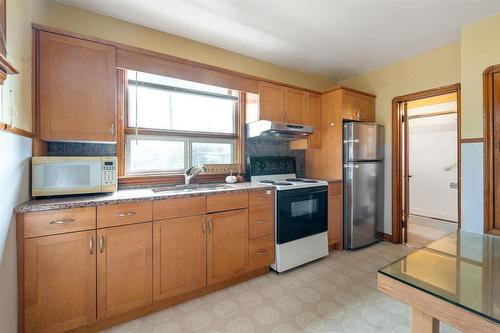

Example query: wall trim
[0,122,34,139]
[460,138,483,143]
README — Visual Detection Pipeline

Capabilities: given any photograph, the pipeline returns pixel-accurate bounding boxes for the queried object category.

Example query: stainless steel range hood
[246,120,315,140]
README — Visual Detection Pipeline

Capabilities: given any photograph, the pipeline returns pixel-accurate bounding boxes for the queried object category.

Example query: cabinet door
[358,95,375,122]
[38,31,116,142]
[307,93,322,148]
[207,209,248,284]
[258,81,285,122]
[284,87,306,124]
[153,215,206,301]
[97,223,152,319]
[25,231,96,333]
[328,182,342,246]
[342,91,359,120]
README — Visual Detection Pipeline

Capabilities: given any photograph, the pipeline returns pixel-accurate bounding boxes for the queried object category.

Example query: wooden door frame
[391,83,461,244]
[483,65,500,234]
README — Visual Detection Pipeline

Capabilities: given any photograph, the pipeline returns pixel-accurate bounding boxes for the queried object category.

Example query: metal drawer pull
[257,197,266,200]
[89,236,94,255]
[49,219,76,225]
[256,220,267,224]
[99,235,105,253]
[257,251,268,255]
[116,211,137,217]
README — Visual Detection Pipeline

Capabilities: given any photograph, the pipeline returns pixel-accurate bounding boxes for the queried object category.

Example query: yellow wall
[340,42,461,142]
[461,13,500,139]
[4,0,336,132]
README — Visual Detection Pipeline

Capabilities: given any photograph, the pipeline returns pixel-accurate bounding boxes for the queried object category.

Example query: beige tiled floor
[407,215,458,248]
[101,241,461,333]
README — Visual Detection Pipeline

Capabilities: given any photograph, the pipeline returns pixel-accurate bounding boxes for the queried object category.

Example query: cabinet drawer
[153,196,206,220]
[249,207,274,239]
[248,235,275,271]
[97,202,152,228]
[249,189,275,208]
[207,192,248,213]
[23,207,96,238]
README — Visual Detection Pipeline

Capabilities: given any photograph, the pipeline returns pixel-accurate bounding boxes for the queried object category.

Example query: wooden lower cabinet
[328,182,343,247]
[97,223,152,319]
[207,209,249,284]
[24,230,96,333]
[153,215,207,301]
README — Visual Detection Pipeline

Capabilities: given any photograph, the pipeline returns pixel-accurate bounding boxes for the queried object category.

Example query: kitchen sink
[151,184,231,194]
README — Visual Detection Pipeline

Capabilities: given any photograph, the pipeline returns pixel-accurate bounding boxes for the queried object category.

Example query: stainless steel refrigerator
[343,122,384,249]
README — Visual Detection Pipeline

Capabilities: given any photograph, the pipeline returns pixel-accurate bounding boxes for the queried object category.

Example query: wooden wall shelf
[0,52,18,84]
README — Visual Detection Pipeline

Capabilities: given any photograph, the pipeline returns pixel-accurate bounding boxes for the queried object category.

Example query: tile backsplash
[47,139,305,178]
[47,142,116,156]
[245,138,305,178]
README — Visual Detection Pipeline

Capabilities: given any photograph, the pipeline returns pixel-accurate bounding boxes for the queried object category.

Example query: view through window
[125,70,239,175]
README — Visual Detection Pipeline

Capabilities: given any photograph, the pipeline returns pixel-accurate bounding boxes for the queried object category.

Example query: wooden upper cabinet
[284,87,306,124]
[24,231,96,333]
[38,31,117,142]
[290,92,322,150]
[341,89,375,122]
[358,94,375,122]
[247,81,308,124]
[207,209,248,284]
[258,81,285,122]
[153,215,207,301]
[97,223,152,319]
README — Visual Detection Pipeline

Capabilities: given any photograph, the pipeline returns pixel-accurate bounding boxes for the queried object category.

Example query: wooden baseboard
[328,241,343,252]
[383,233,393,242]
[70,267,269,333]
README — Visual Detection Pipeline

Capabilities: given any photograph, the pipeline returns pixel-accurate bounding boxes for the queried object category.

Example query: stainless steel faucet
[184,166,207,185]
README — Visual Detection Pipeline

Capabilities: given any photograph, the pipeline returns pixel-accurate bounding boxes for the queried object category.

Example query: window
[124,70,240,175]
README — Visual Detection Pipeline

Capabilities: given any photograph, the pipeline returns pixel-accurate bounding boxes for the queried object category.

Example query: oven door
[276,186,328,244]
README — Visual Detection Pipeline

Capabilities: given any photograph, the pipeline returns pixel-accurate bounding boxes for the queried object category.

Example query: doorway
[391,84,461,246]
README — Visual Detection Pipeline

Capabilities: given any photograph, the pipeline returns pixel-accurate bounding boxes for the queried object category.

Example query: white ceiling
[56,0,500,81]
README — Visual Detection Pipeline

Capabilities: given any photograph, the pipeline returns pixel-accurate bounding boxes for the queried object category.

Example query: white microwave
[32,156,117,197]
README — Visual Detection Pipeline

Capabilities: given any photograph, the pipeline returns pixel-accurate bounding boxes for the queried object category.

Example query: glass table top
[379,230,500,324]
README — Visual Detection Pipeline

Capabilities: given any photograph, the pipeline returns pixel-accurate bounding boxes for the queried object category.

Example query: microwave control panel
[102,158,117,185]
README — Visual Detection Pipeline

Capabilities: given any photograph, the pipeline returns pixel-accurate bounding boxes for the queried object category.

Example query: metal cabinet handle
[343,139,360,144]
[89,236,94,255]
[256,220,267,224]
[257,251,268,256]
[116,211,137,217]
[111,121,115,136]
[208,217,213,233]
[99,235,105,253]
[49,218,75,225]
[202,217,207,233]
[356,108,361,119]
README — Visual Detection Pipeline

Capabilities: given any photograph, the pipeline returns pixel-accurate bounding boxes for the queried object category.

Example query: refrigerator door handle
[344,164,359,169]
[343,139,360,144]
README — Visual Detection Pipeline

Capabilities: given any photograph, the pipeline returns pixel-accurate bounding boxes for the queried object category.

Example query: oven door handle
[277,187,328,198]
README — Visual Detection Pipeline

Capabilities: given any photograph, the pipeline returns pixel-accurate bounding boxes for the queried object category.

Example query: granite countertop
[16,182,274,213]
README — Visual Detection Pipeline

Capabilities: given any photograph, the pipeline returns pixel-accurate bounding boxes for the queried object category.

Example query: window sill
[119,172,246,186]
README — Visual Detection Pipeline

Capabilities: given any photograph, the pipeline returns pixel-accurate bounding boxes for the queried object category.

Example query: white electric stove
[249,156,329,273]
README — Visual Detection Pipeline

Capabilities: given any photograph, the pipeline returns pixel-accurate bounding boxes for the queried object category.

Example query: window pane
[126,136,185,173]
[192,141,234,166]
[127,70,237,134]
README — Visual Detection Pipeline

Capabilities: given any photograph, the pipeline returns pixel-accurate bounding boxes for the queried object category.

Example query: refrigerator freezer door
[344,161,384,249]
[344,122,384,162]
